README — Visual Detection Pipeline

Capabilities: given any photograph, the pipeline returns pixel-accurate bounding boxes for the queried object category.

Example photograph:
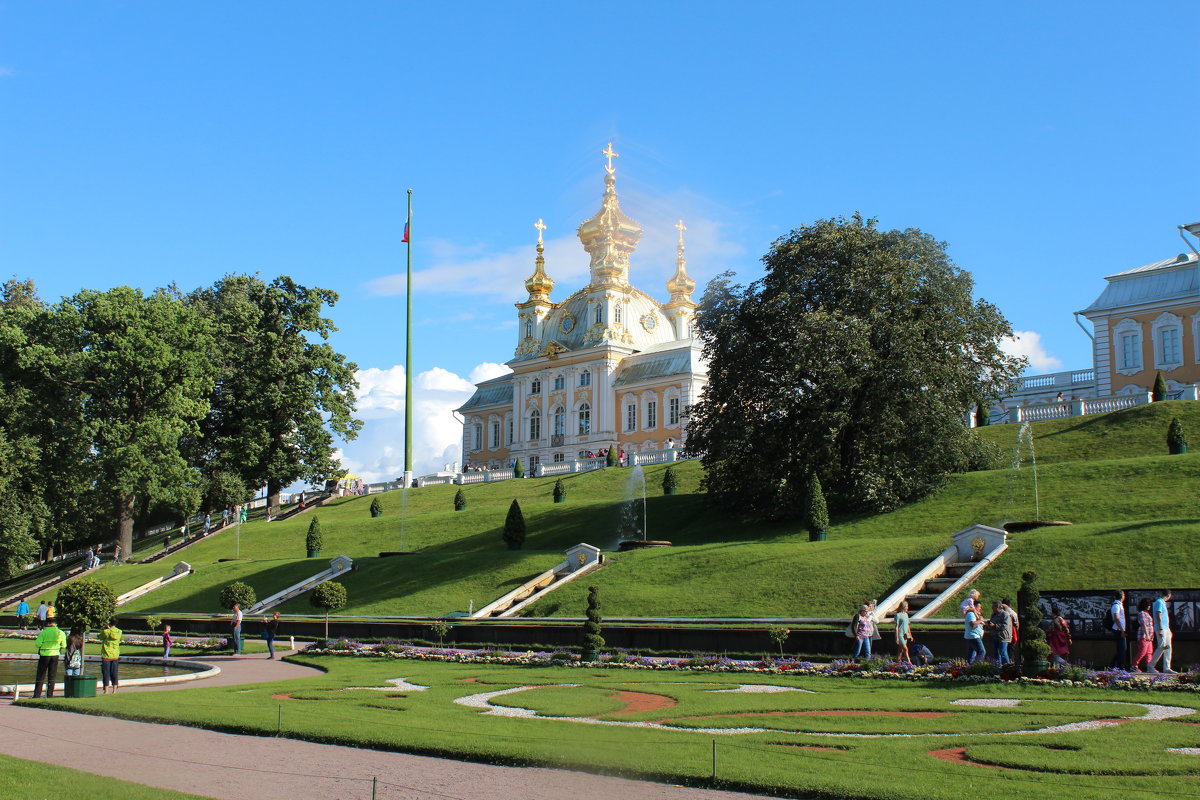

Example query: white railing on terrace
[631,448,679,466]
[971,386,1199,427]
[1013,368,1095,395]
[538,462,574,477]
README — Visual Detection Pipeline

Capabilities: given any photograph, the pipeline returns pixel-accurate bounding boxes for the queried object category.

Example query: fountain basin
[1002,521,1072,533]
[618,540,673,551]
[0,654,219,696]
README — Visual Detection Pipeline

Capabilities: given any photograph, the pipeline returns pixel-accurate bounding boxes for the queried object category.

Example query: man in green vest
[33,617,67,698]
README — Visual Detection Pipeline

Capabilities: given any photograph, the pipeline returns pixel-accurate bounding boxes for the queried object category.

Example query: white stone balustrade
[1004,391,1155,424]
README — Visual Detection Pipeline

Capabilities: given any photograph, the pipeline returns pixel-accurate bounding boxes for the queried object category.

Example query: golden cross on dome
[534,218,546,244]
[602,142,619,174]
[675,219,687,246]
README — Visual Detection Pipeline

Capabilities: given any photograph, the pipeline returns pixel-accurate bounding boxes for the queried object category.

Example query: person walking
[35,599,49,628]
[64,626,85,678]
[987,600,1013,666]
[964,600,985,663]
[894,600,913,664]
[1132,597,1155,672]
[263,611,280,659]
[1108,590,1128,669]
[230,603,243,655]
[100,619,122,693]
[32,617,66,698]
[1048,606,1072,667]
[162,624,173,660]
[1149,589,1175,674]
[851,605,873,661]
[112,543,121,565]
[16,598,29,629]
[204,513,211,536]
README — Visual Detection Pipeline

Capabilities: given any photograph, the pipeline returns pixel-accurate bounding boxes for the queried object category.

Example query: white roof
[1080,252,1199,314]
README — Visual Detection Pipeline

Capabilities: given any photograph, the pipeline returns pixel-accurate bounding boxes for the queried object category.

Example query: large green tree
[191,275,360,515]
[27,286,215,554]
[687,215,1023,519]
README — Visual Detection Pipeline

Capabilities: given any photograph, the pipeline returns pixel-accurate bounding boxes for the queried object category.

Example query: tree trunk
[267,479,282,519]
[117,492,136,557]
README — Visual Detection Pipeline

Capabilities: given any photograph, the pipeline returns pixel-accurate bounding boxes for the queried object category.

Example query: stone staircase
[875,525,1009,621]
[897,562,976,615]
[471,544,603,619]
[246,555,354,615]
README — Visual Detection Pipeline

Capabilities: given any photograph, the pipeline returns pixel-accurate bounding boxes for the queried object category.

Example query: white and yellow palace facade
[455,146,706,470]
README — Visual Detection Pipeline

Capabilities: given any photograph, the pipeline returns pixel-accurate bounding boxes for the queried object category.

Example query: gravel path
[0,651,781,800]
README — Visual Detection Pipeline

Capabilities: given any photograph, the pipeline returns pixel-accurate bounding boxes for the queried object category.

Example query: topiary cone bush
[661,465,678,495]
[503,499,526,550]
[306,516,323,556]
[1018,570,1050,675]
[454,488,467,511]
[219,580,257,611]
[513,458,524,479]
[56,579,118,660]
[804,472,829,541]
[974,402,990,427]
[552,479,566,503]
[606,447,618,468]
[1153,371,1168,402]
[582,584,604,659]
[369,496,383,517]
[310,580,347,640]
[1168,417,1188,455]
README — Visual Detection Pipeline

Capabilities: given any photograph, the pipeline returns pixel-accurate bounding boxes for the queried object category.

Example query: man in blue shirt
[15,598,29,629]
[963,601,985,664]
[1149,589,1175,675]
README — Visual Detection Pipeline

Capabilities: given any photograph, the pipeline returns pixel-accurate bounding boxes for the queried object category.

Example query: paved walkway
[0,650,781,800]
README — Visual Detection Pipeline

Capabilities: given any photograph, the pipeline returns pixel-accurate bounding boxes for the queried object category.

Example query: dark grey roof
[457,376,513,411]
[612,351,692,387]
[1080,253,1199,314]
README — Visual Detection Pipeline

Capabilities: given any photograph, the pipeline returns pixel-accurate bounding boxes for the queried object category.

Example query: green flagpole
[404,189,413,487]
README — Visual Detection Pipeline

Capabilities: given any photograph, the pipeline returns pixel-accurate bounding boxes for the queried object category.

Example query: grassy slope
[22,655,1200,800]
[9,402,1200,619]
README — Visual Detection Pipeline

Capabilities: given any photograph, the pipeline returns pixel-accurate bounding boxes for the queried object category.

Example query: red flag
[402,221,410,243]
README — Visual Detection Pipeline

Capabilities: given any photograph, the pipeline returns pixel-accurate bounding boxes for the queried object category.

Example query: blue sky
[2,2,1197,481]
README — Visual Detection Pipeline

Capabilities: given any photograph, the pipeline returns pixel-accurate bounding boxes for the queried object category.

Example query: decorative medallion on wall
[641,314,658,332]
[560,315,575,334]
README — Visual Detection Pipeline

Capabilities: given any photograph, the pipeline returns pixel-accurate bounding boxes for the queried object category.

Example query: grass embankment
[22,655,1200,800]
[8,402,1199,619]
[0,754,216,800]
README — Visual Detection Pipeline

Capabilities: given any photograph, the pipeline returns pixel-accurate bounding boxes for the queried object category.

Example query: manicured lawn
[23,654,1200,799]
[0,753,215,800]
[8,402,1199,620]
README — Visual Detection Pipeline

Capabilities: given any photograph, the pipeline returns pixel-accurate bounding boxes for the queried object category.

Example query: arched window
[489,416,500,449]
[1113,318,1142,374]
[624,393,637,431]
[579,370,591,387]
[594,304,602,325]
[615,303,622,324]
[524,320,533,339]
[578,403,591,435]
[529,408,541,440]
[553,406,565,436]
[1153,312,1183,370]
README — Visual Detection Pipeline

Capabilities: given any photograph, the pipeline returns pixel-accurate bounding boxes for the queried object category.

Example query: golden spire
[524,218,554,299]
[577,142,643,288]
[666,219,696,304]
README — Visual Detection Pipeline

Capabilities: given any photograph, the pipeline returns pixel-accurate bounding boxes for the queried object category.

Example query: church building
[456,145,707,470]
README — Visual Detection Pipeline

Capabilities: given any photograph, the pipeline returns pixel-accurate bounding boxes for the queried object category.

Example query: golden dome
[524,218,555,299]
[666,219,696,304]
[577,143,642,288]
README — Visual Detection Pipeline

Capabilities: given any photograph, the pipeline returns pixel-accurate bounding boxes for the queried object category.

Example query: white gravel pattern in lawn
[952,698,1021,708]
[453,688,1198,739]
[1167,748,1200,755]
[346,677,429,692]
[711,685,815,694]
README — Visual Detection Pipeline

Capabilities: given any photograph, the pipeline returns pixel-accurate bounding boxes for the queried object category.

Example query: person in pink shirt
[1131,597,1154,672]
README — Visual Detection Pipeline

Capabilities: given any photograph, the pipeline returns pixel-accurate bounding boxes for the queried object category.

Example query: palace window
[578,403,591,435]
[579,371,591,387]
[529,409,541,440]
[530,378,541,394]
[615,304,622,324]
[647,400,657,429]
[668,397,680,426]
[553,407,565,436]
[473,424,482,451]
[490,421,500,449]
[1153,312,1184,370]
[529,455,541,469]
[553,374,564,391]
[553,452,565,462]
[594,305,602,325]
[626,403,636,431]
[1113,318,1142,374]
[524,321,533,339]
[506,419,513,444]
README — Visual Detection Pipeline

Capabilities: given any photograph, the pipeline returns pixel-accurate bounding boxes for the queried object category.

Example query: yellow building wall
[1100,303,1200,391]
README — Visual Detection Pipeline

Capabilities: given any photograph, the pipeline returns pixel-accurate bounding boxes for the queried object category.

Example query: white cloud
[0,67,13,78]
[337,361,502,482]
[1001,330,1063,373]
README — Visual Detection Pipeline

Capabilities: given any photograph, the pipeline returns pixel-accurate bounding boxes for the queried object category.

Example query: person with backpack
[64,626,85,677]
[1107,590,1127,669]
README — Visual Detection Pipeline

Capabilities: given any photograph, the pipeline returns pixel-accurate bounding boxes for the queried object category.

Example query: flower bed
[301,640,1200,692]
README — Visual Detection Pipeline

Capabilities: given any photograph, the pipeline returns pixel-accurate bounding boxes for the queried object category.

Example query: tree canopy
[686,215,1023,519]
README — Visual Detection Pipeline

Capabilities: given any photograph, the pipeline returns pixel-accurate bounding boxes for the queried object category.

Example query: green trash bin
[65,675,98,698]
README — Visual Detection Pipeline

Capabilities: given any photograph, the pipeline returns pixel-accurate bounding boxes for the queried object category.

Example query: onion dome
[524,218,555,299]
[577,142,643,287]
[666,219,696,304]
